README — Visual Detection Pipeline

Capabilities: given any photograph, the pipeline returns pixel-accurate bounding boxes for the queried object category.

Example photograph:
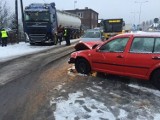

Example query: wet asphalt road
[0,44,75,120]
[0,44,160,120]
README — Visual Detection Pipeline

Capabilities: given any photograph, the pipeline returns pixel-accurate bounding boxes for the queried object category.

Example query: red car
[69,32,160,89]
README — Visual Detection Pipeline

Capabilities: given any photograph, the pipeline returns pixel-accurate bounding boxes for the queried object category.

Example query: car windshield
[81,31,101,38]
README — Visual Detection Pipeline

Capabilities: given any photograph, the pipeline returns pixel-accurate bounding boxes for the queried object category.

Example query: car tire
[75,58,91,74]
[151,69,160,90]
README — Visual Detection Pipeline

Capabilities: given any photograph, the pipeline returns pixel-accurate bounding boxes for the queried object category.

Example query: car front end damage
[68,52,78,64]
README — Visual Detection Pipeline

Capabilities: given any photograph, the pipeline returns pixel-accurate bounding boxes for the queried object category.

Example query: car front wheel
[151,69,160,90]
[75,58,91,74]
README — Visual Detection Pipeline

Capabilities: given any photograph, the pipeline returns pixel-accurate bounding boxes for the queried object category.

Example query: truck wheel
[151,69,160,90]
[75,58,91,74]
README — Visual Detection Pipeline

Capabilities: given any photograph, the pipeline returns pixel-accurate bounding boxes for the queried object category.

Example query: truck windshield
[25,11,50,22]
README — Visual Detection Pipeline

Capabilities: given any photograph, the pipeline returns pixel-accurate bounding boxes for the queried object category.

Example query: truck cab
[24,3,57,45]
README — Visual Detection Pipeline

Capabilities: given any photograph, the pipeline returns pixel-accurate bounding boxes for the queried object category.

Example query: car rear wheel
[75,58,91,74]
[151,69,160,90]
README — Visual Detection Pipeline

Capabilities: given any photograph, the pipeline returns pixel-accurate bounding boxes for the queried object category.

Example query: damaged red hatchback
[69,32,160,89]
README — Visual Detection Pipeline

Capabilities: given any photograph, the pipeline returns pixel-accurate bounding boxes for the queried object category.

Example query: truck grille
[27,27,47,34]
[29,35,46,42]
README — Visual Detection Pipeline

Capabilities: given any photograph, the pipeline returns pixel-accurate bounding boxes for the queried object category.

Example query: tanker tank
[56,10,81,29]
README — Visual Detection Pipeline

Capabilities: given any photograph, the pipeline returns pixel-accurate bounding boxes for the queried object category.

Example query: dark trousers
[64,36,70,45]
[57,36,62,45]
[1,38,7,47]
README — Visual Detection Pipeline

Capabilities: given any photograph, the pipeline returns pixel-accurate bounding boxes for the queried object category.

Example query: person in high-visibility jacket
[63,27,71,46]
[0,29,8,47]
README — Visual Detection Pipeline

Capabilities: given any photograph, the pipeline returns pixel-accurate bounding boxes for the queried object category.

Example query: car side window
[99,38,129,52]
[154,38,160,53]
[130,37,154,53]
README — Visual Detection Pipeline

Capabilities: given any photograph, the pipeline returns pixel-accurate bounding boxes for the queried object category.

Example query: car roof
[114,31,160,38]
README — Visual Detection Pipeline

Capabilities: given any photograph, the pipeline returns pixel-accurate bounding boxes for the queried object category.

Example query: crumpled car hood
[75,41,103,51]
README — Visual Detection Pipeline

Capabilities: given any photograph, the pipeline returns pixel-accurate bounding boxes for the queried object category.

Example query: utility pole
[131,11,139,24]
[20,0,26,41]
[135,1,148,25]
[15,0,19,43]
[74,1,77,9]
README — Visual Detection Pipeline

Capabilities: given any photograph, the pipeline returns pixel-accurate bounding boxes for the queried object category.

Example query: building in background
[65,7,98,30]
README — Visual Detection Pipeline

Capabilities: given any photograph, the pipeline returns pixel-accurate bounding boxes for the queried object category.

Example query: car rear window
[130,37,154,53]
[154,38,160,53]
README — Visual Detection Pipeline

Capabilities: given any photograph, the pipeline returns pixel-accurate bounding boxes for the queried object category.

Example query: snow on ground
[50,82,160,120]
[128,84,160,97]
[0,39,78,62]
[2,38,160,119]
[0,42,54,62]
[51,91,116,120]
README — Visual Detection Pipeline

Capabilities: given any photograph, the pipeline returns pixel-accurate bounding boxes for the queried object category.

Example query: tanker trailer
[24,2,81,45]
[56,10,81,39]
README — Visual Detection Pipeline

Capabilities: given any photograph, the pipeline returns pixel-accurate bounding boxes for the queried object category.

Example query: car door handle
[152,56,160,60]
[117,55,123,58]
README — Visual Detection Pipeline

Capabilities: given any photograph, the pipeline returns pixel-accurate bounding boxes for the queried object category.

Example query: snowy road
[0,38,160,120]
[50,72,160,120]
[0,39,79,62]
[0,42,76,119]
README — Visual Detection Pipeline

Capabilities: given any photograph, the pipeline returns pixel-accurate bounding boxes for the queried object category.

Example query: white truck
[24,2,81,45]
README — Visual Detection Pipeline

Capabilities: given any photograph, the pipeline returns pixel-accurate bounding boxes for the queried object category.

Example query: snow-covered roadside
[50,83,160,120]
[51,91,117,120]
[128,84,160,97]
[0,42,54,62]
[0,39,79,62]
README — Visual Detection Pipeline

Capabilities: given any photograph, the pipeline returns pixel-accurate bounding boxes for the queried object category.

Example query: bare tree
[8,13,17,29]
[0,0,11,29]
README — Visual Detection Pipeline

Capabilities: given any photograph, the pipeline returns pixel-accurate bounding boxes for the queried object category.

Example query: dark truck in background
[24,3,81,45]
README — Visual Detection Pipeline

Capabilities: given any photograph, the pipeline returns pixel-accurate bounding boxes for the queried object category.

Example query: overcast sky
[6,0,160,24]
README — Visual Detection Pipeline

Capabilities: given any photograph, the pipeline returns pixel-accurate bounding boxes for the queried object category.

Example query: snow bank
[0,39,79,62]
[0,42,55,62]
